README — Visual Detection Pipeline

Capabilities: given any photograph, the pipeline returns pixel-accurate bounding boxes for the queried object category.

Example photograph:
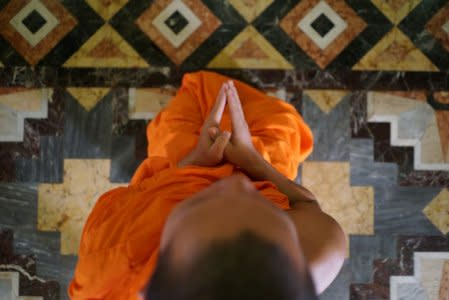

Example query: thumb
[209,131,231,159]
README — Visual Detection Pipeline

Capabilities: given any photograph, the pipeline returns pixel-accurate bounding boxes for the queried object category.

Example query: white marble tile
[0,271,43,300]
[152,0,201,48]
[390,276,427,300]
[298,0,347,50]
[9,0,59,47]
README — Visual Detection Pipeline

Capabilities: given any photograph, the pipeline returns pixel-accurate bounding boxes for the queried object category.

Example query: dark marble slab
[0,228,60,300]
[110,135,140,182]
[4,68,449,91]
[302,94,351,161]
[15,136,63,183]
[350,235,449,299]
[63,89,112,158]
[0,183,77,300]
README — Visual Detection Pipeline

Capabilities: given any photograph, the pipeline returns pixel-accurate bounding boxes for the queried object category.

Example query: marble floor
[0,0,448,299]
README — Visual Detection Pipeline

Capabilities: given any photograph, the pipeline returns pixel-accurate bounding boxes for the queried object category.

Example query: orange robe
[68,71,313,300]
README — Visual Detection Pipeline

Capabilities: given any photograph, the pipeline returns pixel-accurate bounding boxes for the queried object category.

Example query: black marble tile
[63,89,112,158]
[302,94,351,161]
[110,135,140,182]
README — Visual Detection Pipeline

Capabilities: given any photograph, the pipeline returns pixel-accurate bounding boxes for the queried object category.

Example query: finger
[209,131,231,160]
[207,126,219,140]
[226,81,247,132]
[207,83,227,126]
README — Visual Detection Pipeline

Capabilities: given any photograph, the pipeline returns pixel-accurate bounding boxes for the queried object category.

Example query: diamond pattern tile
[0,0,77,65]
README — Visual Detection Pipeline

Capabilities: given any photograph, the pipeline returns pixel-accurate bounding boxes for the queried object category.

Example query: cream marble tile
[304,89,348,114]
[423,188,449,235]
[415,253,449,300]
[371,0,421,25]
[38,159,123,255]
[229,0,273,22]
[353,27,438,71]
[128,87,176,120]
[301,162,374,256]
[207,26,293,69]
[63,24,149,68]
[66,87,110,112]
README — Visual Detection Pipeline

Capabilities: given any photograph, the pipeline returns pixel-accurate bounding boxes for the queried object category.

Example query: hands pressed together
[178,80,258,170]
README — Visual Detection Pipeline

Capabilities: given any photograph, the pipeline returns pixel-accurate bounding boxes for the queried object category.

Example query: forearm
[243,152,317,206]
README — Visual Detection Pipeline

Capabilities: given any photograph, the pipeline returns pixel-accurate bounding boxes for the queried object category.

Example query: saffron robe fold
[68,71,313,300]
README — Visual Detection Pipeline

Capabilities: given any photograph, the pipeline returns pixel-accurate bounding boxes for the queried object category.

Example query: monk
[69,71,346,300]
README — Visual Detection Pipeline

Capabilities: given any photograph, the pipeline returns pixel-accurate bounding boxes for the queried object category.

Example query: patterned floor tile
[38,159,123,255]
[366,91,449,170]
[0,229,59,300]
[353,27,439,71]
[0,88,64,182]
[303,89,348,114]
[351,235,449,300]
[135,0,221,65]
[399,0,449,71]
[63,88,112,158]
[86,0,129,21]
[0,0,77,65]
[302,161,375,256]
[229,0,273,22]
[207,25,293,69]
[426,1,449,53]
[279,0,366,69]
[66,87,111,112]
[371,0,421,25]
[423,188,449,235]
[63,24,149,68]
[0,88,51,142]
[302,92,351,161]
[128,86,175,120]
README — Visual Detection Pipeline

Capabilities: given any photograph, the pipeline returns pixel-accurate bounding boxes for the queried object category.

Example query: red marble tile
[426,2,449,53]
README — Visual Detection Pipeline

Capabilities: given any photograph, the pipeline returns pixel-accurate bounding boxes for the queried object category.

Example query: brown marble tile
[440,260,449,300]
[280,0,366,69]
[435,111,449,161]
[434,92,449,105]
[136,0,221,65]
[0,0,77,65]
[426,2,449,53]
